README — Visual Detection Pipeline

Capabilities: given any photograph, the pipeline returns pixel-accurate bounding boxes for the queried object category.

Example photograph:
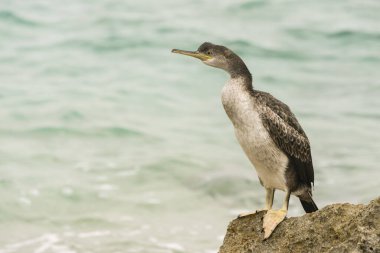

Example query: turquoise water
[0,0,380,252]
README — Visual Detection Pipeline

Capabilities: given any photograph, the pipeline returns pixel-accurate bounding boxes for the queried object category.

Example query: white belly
[234,114,289,191]
[221,79,289,190]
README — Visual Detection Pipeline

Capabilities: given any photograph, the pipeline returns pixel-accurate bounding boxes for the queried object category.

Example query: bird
[172,42,318,239]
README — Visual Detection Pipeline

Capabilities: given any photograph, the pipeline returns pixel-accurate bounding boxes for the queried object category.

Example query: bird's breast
[221,79,271,151]
[221,78,253,128]
[221,79,288,190]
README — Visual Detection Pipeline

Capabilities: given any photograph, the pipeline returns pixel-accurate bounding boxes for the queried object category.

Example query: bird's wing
[255,91,314,186]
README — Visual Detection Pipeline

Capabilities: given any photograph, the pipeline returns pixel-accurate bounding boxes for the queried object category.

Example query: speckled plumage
[252,90,315,190]
[221,76,315,198]
[222,77,290,192]
[172,42,318,212]
[219,74,316,210]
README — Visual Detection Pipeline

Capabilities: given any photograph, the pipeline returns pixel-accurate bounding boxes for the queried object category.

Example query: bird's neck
[227,58,253,91]
[228,72,253,92]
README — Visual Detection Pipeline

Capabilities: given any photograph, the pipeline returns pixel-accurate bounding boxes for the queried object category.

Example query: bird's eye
[207,51,211,55]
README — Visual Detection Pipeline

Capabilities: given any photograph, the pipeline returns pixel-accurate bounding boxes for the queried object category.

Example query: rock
[219,197,380,253]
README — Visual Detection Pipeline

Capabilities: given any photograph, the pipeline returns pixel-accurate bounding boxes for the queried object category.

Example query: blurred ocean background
[0,0,379,252]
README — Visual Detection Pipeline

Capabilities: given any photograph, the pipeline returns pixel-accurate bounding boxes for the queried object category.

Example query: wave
[226,39,311,60]
[0,10,39,27]
[343,112,380,120]
[287,28,380,42]
[57,37,158,53]
[0,127,145,138]
[327,30,380,41]
[228,0,267,11]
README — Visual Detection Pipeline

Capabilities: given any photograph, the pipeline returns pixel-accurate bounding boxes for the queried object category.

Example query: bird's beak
[171,49,212,61]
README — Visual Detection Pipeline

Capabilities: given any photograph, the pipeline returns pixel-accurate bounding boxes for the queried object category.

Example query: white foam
[77,230,110,238]
[144,198,161,205]
[98,184,116,191]
[18,197,31,206]
[34,234,59,253]
[159,242,184,252]
[29,189,40,196]
[61,187,73,196]
[0,233,60,253]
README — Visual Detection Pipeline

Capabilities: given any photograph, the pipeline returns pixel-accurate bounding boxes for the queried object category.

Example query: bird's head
[172,42,250,78]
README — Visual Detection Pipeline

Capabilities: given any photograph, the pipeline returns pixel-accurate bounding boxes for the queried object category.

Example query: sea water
[0,0,379,252]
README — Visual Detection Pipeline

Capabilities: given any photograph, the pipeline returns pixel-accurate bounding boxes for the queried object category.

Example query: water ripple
[0,127,145,138]
[0,10,39,27]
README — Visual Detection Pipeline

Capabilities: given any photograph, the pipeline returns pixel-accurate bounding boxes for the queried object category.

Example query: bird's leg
[263,190,290,239]
[265,188,275,210]
[238,188,274,218]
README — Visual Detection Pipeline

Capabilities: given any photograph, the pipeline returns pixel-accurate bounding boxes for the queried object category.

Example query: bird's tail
[299,192,318,213]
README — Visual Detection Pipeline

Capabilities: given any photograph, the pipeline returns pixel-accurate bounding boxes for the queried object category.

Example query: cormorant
[172,42,318,239]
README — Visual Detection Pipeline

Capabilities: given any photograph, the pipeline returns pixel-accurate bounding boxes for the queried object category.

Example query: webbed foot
[262,209,287,239]
[237,209,267,218]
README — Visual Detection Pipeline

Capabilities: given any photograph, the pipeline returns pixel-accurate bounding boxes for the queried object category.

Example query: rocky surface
[219,197,380,253]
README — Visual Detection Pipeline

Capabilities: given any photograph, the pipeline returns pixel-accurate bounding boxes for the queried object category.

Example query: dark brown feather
[253,90,315,187]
